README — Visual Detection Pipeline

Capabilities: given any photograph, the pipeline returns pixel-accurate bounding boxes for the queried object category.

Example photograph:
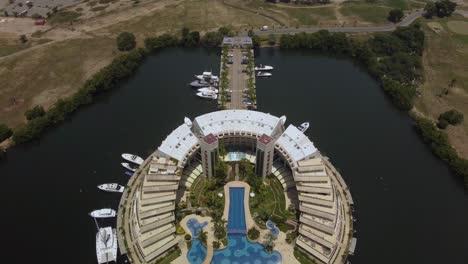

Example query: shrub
[437,118,449,129]
[144,33,179,51]
[25,105,46,120]
[116,32,136,51]
[184,234,191,240]
[424,0,457,18]
[201,31,223,47]
[212,241,221,249]
[0,124,13,142]
[248,227,260,240]
[382,77,416,111]
[439,109,464,126]
[388,9,404,23]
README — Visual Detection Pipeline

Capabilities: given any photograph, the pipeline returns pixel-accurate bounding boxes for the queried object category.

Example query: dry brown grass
[100,0,274,37]
[415,15,468,159]
[0,37,117,127]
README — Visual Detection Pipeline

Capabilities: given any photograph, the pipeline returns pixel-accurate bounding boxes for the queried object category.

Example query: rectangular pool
[228,187,246,234]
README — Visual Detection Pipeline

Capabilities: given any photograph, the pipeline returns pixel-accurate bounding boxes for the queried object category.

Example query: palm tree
[198,230,208,245]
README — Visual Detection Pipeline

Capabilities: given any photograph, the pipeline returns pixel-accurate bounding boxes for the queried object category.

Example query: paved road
[253,9,468,35]
[227,49,247,110]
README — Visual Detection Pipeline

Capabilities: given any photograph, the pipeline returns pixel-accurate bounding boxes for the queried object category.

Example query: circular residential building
[118,110,355,264]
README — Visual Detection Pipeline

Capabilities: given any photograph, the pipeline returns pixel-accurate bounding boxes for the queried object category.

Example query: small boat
[254,64,274,71]
[89,208,116,218]
[190,80,212,88]
[195,71,219,81]
[96,226,118,264]
[198,87,218,94]
[256,71,272,77]
[121,153,144,165]
[298,122,310,133]
[98,183,124,193]
[121,162,137,172]
[196,91,217,99]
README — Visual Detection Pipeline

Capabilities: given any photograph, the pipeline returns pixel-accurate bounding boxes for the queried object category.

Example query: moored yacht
[98,183,124,193]
[121,153,144,165]
[196,91,217,99]
[195,71,219,81]
[190,80,212,88]
[121,162,137,172]
[256,71,272,77]
[198,87,218,94]
[254,64,274,71]
[298,122,310,132]
[96,227,118,264]
[89,208,116,218]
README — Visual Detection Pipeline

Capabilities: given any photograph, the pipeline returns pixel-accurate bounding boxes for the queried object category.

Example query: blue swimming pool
[266,220,280,238]
[187,187,282,264]
[227,187,246,234]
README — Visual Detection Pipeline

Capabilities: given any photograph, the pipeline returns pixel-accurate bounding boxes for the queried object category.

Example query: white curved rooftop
[158,110,317,164]
[158,124,198,162]
[194,110,281,136]
[276,125,317,163]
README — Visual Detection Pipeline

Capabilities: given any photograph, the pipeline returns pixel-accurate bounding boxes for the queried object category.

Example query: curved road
[252,9,467,35]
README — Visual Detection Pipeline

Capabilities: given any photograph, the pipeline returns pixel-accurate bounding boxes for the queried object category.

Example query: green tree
[248,227,260,240]
[198,230,208,245]
[25,105,46,120]
[388,9,404,23]
[116,32,136,51]
[201,31,223,47]
[0,124,13,142]
[439,109,464,125]
[213,241,221,249]
[382,77,416,111]
[424,2,437,18]
[268,34,276,46]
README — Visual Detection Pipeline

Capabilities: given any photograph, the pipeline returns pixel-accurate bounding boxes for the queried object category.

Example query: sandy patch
[427,22,445,34]
[447,21,468,35]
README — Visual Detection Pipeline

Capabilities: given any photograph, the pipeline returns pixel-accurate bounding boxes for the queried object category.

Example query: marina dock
[218,37,256,110]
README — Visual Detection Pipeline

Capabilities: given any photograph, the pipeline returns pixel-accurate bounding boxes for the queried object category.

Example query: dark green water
[0,48,467,264]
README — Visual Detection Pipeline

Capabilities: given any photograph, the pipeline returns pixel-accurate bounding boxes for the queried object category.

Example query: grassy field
[244,0,336,26]
[190,176,206,207]
[0,37,117,127]
[102,0,274,37]
[280,7,336,26]
[0,37,52,58]
[340,2,392,24]
[415,15,468,159]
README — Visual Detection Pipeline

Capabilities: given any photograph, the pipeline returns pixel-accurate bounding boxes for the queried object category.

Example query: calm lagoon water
[0,47,467,263]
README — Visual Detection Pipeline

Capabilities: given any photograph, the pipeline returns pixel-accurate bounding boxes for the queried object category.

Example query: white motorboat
[98,183,124,193]
[96,227,118,264]
[121,162,137,172]
[298,122,310,133]
[256,71,272,77]
[89,208,116,218]
[254,64,274,71]
[198,87,218,94]
[196,91,217,99]
[121,153,144,165]
[195,71,219,81]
